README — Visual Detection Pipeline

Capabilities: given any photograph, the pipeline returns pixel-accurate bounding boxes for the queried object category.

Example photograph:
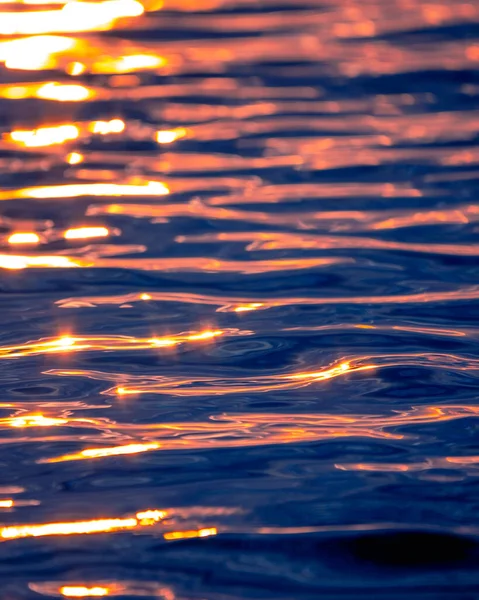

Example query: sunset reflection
[0,508,167,541]
[164,527,217,540]
[64,227,110,240]
[7,232,41,245]
[0,330,225,358]
[60,587,110,598]
[0,0,144,35]
[1,0,478,591]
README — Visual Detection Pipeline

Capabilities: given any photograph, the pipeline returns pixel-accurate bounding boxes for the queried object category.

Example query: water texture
[0,0,478,597]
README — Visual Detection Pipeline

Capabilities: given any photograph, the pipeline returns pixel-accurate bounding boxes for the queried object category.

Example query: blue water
[0,0,479,597]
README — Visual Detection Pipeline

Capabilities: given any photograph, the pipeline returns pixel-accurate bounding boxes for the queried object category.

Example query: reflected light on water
[89,119,125,135]
[60,587,110,598]
[234,303,265,313]
[156,128,187,144]
[8,125,79,148]
[15,181,169,199]
[164,527,217,540]
[0,0,144,35]
[43,442,161,463]
[1,0,479,589]
[31,403,479,464]
[0,255,80,269]
[7,232,41,245]
[0,330,225,358]
[66,152,84,165]
[0,517,139,540]
[0,508,167,541]
[8,415,69,427]
[37,82,93,102]
[64,227,110,240]
[104,54,165,72]
[0,35,76,70]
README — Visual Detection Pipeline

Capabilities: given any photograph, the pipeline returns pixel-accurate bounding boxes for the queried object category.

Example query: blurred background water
[0,0,478,597]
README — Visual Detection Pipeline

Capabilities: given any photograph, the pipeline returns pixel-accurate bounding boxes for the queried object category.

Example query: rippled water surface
[0,0,479,597]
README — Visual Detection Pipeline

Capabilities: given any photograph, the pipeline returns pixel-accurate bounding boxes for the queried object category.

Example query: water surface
[0,0,479,597]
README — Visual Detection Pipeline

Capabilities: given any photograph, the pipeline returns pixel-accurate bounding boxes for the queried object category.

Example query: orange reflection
[66,152,84,164]
[60,587,110,598]
[7,125,79,148]
[1,517,138,540]
[0,34,168,75]
[0,0,144,35]
[89,119,125,135]
[33,404,479,465]
[9,181,169,199]
[234,303,264,313]
[95,54,165,73]
[64,227,110,240]
[0,330,225,358]
[336,455,479,473]
[44,351,479,401]
[7,232,40,245]
[0,255,80,269]
[164,527,217,540]
[6,119,133,150]
[156,128,187,144]
[31,581,175,598]
[0,35,76,70]
[7,415,68,427]
[0,82,94,101]
[57,286,479,310]
[43,442,161,463]
[37,82,93,101]
[1,508,167,541]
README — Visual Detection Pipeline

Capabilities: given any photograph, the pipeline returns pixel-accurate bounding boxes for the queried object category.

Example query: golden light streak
[0,330,225,358]
[66,152,84,165]
[0,82,95,101]
[0,255,80,269]
[7,233,40,245]
[0,35,76,70]
[5,118,131,150]
[156,128,187,144]
[89,119,125,135]
[0,500,13,508]
[36,82,92,102]
[136,509,168,525]
[43,442,161,463]
[94,54,165,74]
[234,303,264,313]
[0,508,168,541]
[53,336,76,348]
[1,518,138,540]
[289,361,356,381]
[7,415,68,428]
[64,227,110,240]
[186,330,223,341]
[11,181,169,199]
[164,527,217,540]
[0,0,144,35]
[67,61,86,76]
[60,587,109,598]
[139,293,152,300]
[148,337,177,348]
[8,125,79,147]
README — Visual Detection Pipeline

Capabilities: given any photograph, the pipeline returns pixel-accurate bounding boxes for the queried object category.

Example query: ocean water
[0,0,478,597]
